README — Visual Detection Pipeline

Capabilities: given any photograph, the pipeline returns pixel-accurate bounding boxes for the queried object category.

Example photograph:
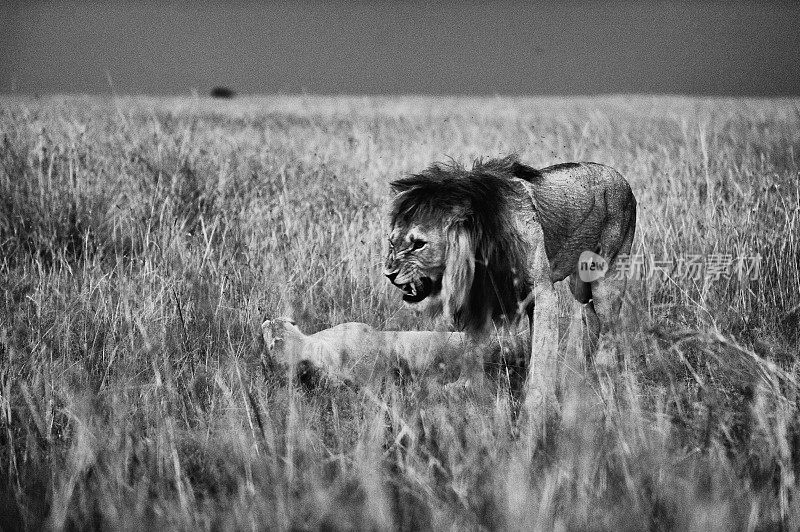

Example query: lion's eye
[411,239,427,251]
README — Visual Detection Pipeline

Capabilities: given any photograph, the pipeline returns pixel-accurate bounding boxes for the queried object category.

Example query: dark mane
[389,155,536,331]
[390,155,541,222]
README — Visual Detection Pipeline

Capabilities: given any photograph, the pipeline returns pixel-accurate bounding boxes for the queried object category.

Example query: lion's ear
[443,204,470,227]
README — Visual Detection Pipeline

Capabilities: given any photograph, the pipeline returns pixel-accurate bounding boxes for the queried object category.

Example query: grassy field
[1,94,799,530]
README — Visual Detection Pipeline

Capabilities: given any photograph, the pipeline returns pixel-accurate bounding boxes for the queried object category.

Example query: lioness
[262,317,499,386]
[384,155,636,418]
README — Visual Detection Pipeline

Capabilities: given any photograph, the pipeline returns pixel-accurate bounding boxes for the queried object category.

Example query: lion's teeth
[410,284,417,296]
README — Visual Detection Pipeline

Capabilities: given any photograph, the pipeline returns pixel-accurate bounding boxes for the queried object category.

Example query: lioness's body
[385,156,636,420]
[262,318,483,385]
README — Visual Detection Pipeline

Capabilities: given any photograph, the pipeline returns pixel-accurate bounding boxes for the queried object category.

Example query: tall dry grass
[1,95,799,529]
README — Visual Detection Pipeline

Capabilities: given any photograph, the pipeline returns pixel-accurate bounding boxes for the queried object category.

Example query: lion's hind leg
[588,214,635,369]
[566,274,601,371]
[594,202,635,326]
[565,190,635,371]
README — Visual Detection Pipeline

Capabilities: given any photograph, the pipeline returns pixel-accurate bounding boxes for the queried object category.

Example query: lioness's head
[385,157,527,331]
[261,317,303,362]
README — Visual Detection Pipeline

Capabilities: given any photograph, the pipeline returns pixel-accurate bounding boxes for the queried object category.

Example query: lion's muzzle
[385,271,439,304]
[384,269,400,284]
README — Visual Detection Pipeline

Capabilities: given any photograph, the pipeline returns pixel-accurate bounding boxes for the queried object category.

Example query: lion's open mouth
[400,277,440,304]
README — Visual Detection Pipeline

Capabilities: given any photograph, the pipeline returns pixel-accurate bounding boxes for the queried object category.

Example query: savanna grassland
[1,95,799,530]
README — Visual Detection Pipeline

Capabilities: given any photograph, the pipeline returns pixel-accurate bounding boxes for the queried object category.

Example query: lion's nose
[384,270,399,284]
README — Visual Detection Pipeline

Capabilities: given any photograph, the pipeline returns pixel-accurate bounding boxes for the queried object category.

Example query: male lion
[384,155,636,418]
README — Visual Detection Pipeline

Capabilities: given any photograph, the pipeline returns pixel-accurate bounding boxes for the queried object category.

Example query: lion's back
[534,161,626,189]
[538,161,635,221]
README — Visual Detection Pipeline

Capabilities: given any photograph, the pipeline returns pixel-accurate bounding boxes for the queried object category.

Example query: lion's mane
[389,156,540,332]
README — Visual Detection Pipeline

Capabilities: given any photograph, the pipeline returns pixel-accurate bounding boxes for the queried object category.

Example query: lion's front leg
[525,281,560,423]
[522,237,561,430]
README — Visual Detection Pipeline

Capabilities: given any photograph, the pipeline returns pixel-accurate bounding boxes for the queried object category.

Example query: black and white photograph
[1,1,799,529]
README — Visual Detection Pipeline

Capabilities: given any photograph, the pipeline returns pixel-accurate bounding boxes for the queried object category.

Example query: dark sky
[2,1,799,96]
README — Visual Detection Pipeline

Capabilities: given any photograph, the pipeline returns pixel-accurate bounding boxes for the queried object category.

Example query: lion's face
[384,221,448,310]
